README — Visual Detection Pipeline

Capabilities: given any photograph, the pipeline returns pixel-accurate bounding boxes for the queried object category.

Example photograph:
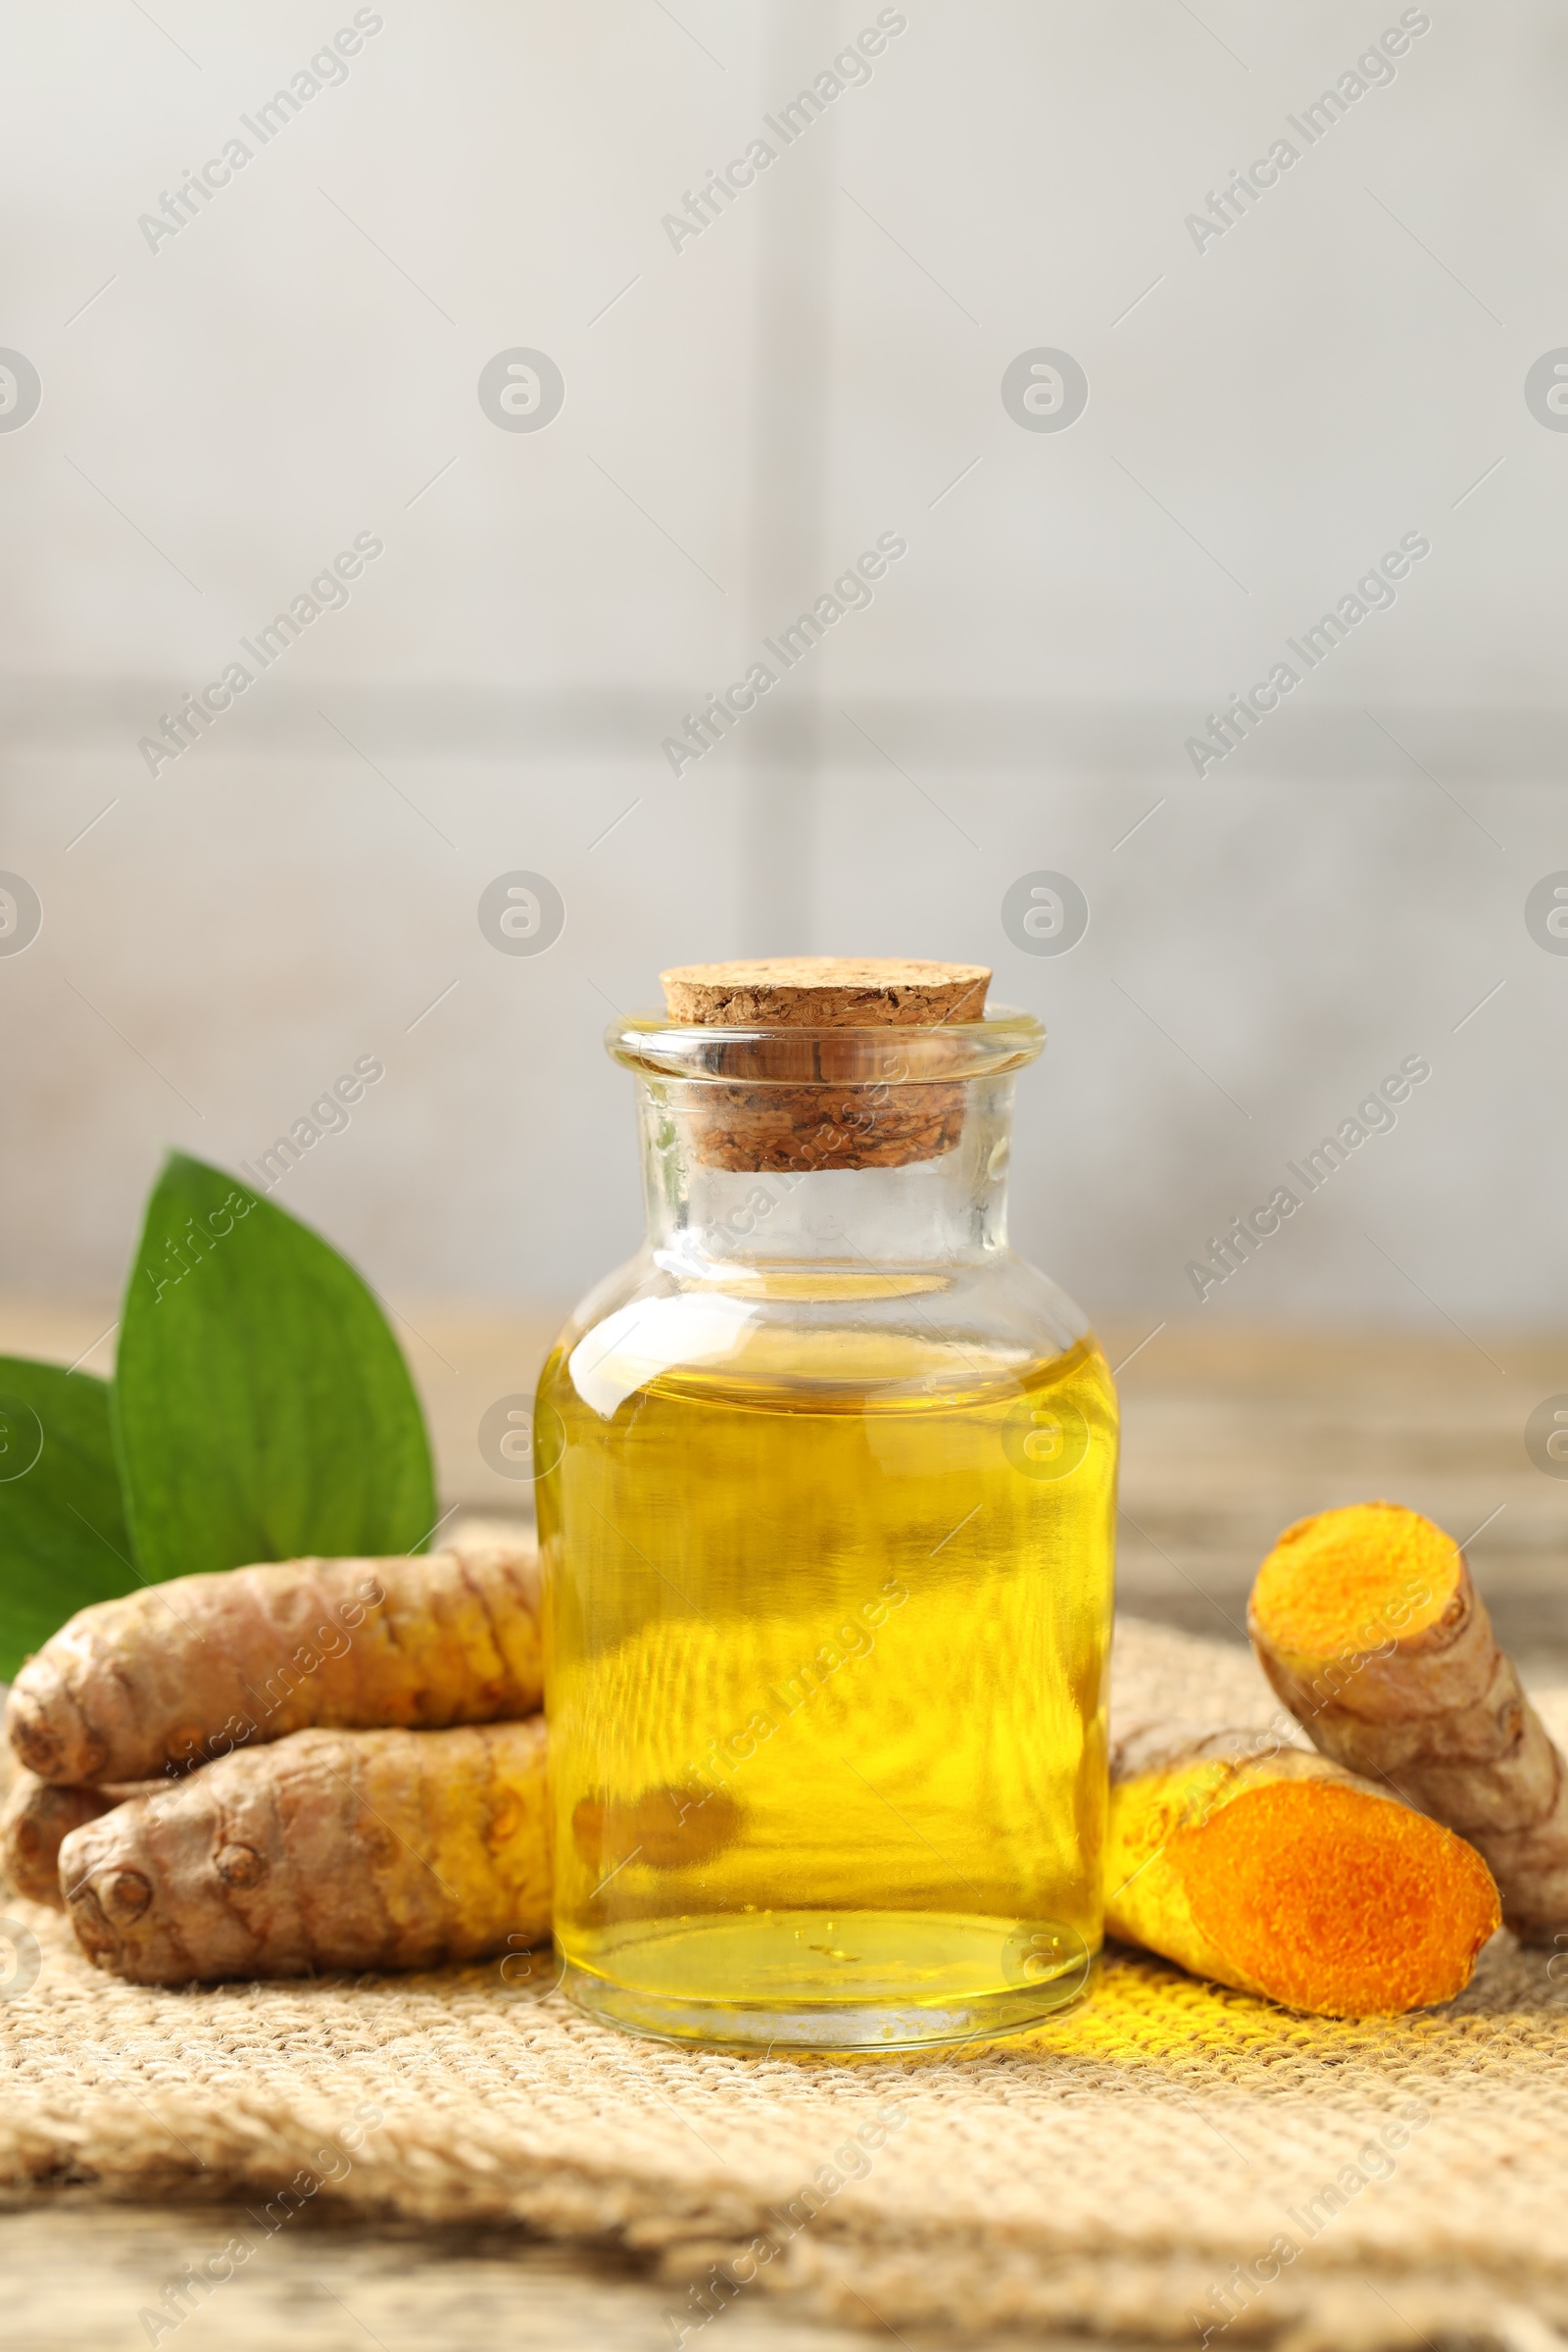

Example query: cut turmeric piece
[1251,1499,1459,1658]
[61,1717,551,1986]
[1105,1722,1499,2014]
[7,1536,541,1787]
[1250,1500,1568,1944]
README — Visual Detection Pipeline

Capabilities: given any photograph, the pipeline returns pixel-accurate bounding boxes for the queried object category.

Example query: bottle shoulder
[554,1248,657,1348]
[542,1249,1107,1420]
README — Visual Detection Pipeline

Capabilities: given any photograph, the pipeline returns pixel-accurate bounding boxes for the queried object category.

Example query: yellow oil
[536,1307,1117,2048]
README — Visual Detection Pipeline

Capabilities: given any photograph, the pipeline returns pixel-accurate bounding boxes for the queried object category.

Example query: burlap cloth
[5,1618,1568,2350]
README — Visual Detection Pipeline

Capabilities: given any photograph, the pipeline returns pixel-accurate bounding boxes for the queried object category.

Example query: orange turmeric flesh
[1250,1498,1568,1943]
[1170,1778,1499,2014]
[1250,1500,1459,1660]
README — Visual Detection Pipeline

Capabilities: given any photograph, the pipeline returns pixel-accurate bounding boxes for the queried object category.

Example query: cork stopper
[660,958,991,1030]
[657,957,991,1174]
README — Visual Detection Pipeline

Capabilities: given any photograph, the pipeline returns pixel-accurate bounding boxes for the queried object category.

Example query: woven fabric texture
[4,1618,1567,2351]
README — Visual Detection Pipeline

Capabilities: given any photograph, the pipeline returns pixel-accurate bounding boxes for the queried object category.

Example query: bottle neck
[634,1074,1016,1277]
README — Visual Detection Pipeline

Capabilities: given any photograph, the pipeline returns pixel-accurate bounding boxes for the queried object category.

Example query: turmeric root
[61,1717,551,1985]
[572,1784,743,1875]
[7,1535,541,1787]
[1105,1720,1500,2014]
[1249,1500,1568,1943]
[1,1773,157,1906]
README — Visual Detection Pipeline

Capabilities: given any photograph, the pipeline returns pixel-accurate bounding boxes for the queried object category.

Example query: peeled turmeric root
[1106,1721,1500,2014]
[1250,1500,1568,1944]
[7,1536,541,1787]
[61,1717,551,1985]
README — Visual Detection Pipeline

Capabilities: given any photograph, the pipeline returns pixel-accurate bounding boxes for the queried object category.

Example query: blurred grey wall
[2,0,1565,1338]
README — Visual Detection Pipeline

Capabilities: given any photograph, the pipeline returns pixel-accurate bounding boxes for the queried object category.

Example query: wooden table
[1110,1319,1568,1672]
[2,1305,1562,2347]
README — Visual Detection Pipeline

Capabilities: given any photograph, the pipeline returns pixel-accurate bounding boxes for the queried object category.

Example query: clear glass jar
[535,1002,1117,2050]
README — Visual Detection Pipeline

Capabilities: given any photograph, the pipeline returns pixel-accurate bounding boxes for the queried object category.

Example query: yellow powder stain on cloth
[1251,1500,1461,1660]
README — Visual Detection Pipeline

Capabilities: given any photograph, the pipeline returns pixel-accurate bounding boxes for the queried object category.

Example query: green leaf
[0,1359,139,1681]
[114,1152,437,1585]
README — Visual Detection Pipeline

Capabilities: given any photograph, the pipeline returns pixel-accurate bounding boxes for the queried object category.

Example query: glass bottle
[535,961,1118,2050]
